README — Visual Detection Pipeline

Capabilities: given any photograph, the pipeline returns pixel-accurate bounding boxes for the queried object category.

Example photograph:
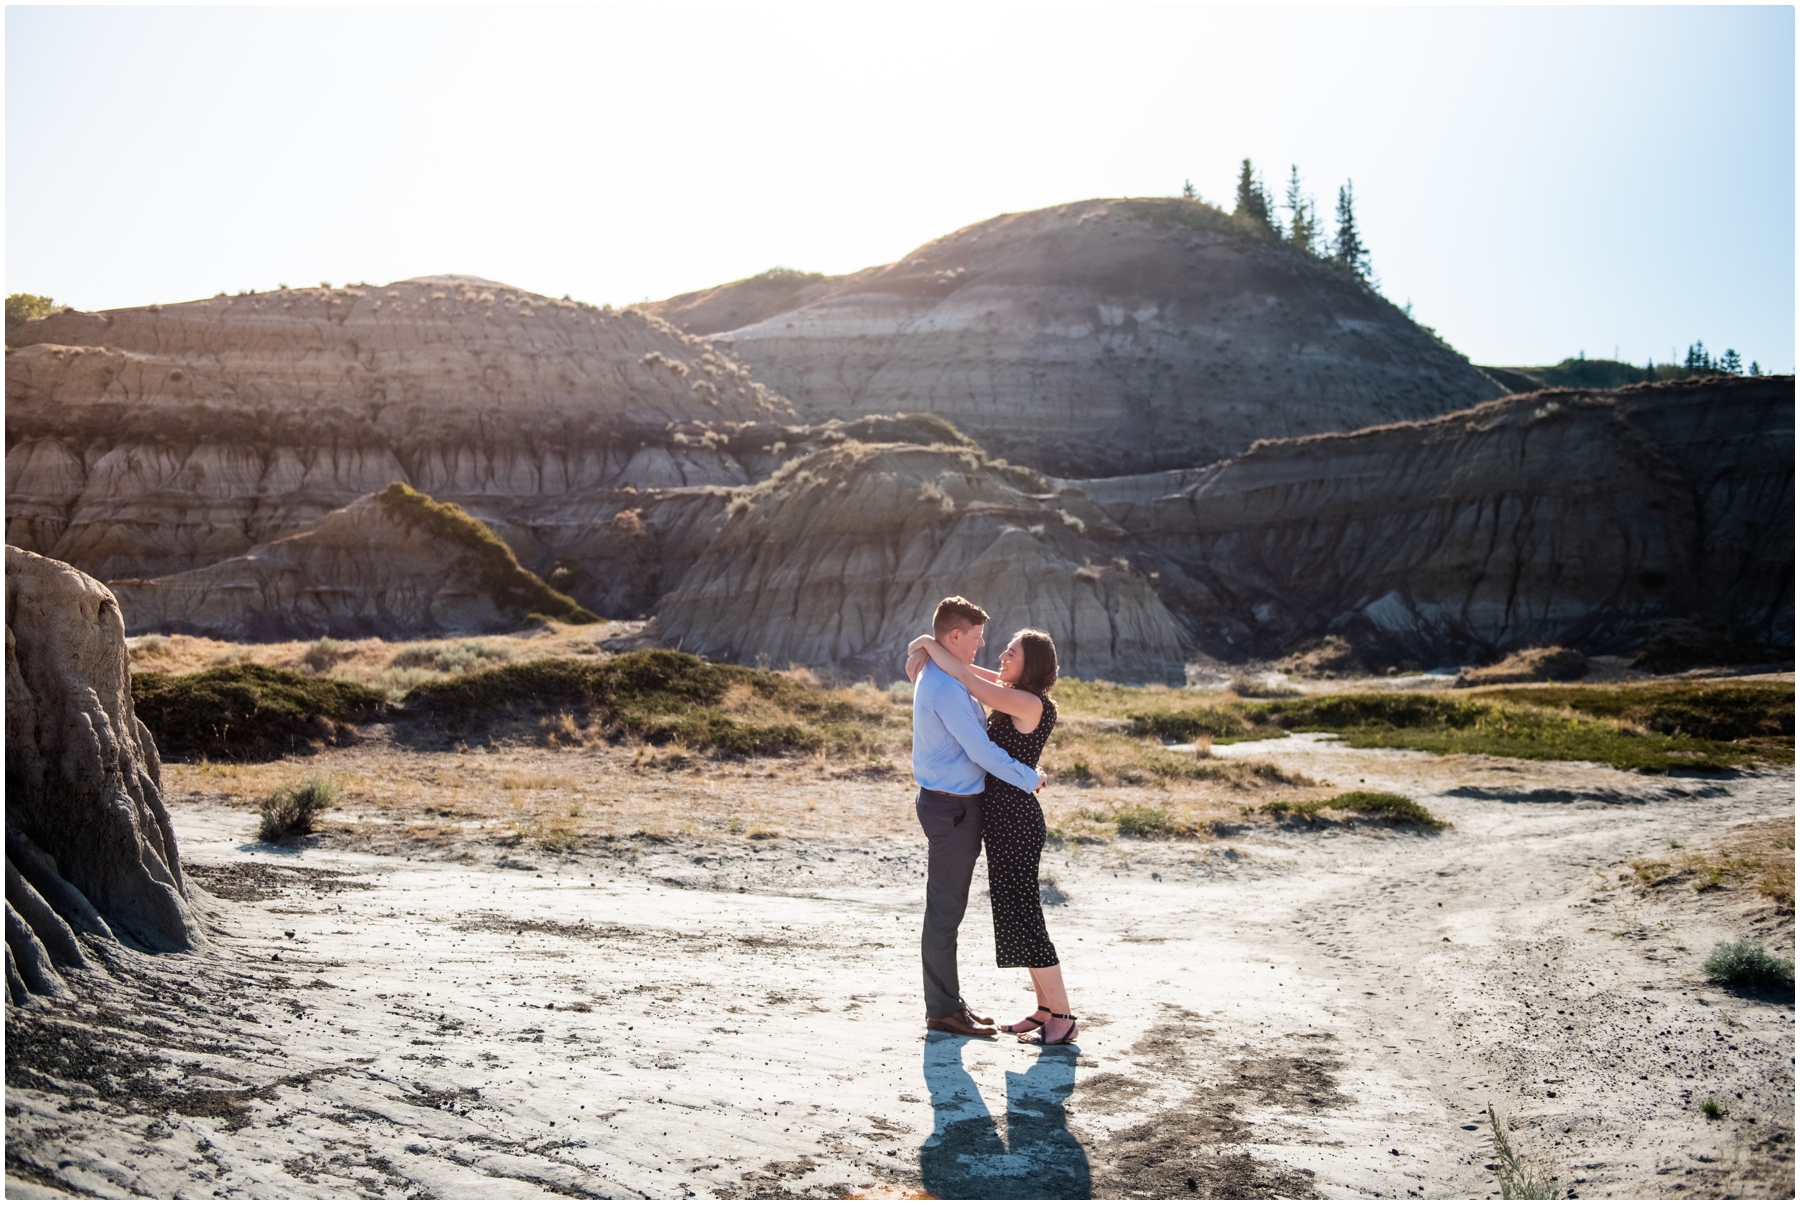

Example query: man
[910,596,1047,1037]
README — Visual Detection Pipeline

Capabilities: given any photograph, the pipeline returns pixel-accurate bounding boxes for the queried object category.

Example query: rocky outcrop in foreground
[108,484,596,641]
[1079,376,1794,665]
[6,548,198,1004]
[657,442,1187,683]
[647,198,1504,476]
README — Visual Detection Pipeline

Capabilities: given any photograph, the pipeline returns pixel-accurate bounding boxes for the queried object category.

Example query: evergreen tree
[1181,179,1197,201]
[1719,348,1743,375]
[1333,181,1370,280]
[1684,341,1711,371]
[1283,165,1316,255]
[1234,158,1274,231]
[1749,361,1762,377]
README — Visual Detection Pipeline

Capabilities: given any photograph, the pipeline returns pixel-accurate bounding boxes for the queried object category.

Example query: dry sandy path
[6,739,1793,1200]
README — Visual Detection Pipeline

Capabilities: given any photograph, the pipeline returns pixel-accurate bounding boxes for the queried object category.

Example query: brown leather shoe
[926,1011,998,1037]
[960,1004,995,1027]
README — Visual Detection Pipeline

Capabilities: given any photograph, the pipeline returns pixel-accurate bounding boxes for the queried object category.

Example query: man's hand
[1036,769,1049,793]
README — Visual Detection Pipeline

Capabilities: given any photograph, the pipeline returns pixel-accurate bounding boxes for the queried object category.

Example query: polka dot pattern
[983,694,1060,970]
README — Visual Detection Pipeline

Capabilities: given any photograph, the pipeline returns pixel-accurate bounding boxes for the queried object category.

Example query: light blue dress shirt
[911,661,1041,795]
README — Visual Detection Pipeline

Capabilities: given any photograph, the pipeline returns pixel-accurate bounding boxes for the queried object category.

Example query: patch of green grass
[1497,681,1793,742]
[1700,1097,1725,1120]
[400,649,892,757]
[1125,702,1283,744]
[257,776,339,842]
[132,664,387,762]
[1703,939,1795,990]
[1113,805,1172,838]
[375,482,599,625]
[1244,690,1777,773]
[1262,791,1448,830]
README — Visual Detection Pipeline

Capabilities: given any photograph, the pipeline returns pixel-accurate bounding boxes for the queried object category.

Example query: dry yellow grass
[162,727,1327,859]
[127,622,639,700]
[1628,818,1795,905]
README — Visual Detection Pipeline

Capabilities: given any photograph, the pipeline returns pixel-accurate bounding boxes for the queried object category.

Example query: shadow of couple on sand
[918,1032,1091,1199]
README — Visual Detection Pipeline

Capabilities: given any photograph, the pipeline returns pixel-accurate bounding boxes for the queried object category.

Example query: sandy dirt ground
[6,729,1794,1200]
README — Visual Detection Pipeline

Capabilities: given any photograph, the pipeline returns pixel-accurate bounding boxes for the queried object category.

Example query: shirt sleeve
[933,687,1041,794]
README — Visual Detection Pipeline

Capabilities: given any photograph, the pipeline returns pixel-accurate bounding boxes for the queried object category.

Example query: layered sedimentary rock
[646,198,1505,477]
[657,441,1188,683]
[6,548,198,1002]
[1075,376,1794,666]
[6,277,793,584]
[109,485,596,641]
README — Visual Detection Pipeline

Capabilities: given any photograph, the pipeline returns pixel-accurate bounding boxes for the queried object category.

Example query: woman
[905,628,1077,1045]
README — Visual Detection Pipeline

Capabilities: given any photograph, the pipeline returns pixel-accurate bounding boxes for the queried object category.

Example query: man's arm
[929,683,1043,794]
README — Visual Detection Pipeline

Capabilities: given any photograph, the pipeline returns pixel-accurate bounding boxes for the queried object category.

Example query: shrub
[1702,939,1794,990]
[400,649,838,756]
[132,664,387,761]
[257,777,339,841]
[1113,805,1172,838]
[388,640,514,675]
[1263,791,1447,830]
[6,292,58,327]
[302,638,352,672]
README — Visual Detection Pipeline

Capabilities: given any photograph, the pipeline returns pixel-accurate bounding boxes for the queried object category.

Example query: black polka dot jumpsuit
[982,694,1059,969]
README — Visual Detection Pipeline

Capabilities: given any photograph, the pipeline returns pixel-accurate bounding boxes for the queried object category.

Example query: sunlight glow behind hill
[6,5,1793,369]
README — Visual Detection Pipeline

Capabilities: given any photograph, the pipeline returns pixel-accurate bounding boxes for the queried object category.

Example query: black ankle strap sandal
[1020,1012,1079,1046]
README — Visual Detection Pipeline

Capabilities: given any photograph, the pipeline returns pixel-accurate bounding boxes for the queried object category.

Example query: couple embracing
[905,595,1077,1045]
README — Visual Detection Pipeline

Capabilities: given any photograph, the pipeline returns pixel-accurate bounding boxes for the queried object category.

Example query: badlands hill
[8,272,1789,682]
[1076,374,1794,666]
[6,276,792,582]
[644,198,1506,476]
[108,484,596,642]
[658,375,1791,676]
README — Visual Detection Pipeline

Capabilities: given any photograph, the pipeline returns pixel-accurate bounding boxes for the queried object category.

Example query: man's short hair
[932,596,989,638]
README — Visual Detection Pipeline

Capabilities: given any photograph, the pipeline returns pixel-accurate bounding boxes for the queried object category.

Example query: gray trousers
[917,788,984,1018]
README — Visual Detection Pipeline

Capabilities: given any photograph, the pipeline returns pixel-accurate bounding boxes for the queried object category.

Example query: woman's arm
[904,648,927,684]
[906,635,1002,682]
[908,636,1043,730]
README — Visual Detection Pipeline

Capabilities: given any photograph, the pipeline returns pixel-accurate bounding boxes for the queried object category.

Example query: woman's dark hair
[1011,628,1058,696]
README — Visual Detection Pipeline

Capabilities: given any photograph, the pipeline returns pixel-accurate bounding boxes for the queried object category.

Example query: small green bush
[258,777,339,842]
[1113,805,1172,838]
[132,664,387,761]
[1702,939,1795,990]
[1263,791,1447,830]
[6,292,57,327]
[389,640,514,675]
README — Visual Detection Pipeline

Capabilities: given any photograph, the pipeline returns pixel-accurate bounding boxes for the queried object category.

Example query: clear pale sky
[7,5,1794,369]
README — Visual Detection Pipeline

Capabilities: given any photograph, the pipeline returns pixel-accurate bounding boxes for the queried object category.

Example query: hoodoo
[6,548,198,1004]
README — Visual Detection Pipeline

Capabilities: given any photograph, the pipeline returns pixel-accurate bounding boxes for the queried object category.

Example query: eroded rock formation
[109,484,596,641]
[656,441,1188,683]
[6,548,198,1004]
[646,198,1505,476]
[1077,376,1794,666]
[6,276,793,583]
